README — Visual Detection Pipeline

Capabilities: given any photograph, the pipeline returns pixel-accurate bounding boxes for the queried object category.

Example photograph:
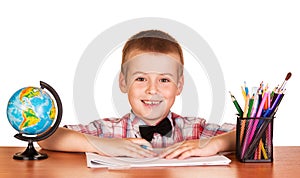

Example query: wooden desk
[0,146,299,178]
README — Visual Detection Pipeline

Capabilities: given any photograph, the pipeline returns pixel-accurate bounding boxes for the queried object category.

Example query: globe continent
[7,87,56,135]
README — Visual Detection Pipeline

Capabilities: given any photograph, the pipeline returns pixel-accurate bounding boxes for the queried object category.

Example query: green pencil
[247,94,255,117]
[229,91,243,116]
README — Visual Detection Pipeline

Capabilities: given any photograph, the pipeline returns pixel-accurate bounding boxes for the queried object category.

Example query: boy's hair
[122,30,184,65]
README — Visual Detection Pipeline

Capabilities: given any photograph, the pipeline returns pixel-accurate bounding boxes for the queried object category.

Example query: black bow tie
[139,117,172,142]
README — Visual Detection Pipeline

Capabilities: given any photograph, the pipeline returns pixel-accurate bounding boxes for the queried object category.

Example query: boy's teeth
[143,101,160,105]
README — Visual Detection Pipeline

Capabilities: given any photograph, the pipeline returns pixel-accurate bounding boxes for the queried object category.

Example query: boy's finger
[178,149,202,159]
[164,146,192,159]
[127,138,153,149]
[159,143,182,158]
[130,143,157,157]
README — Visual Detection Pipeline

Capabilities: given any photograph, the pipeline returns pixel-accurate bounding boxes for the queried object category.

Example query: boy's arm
[212,130,236,153]
[160,130,236,159]
[38,127,157,158]
[37,127,97,153]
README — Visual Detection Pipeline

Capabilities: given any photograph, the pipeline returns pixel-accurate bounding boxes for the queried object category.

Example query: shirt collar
[129,110,174,127]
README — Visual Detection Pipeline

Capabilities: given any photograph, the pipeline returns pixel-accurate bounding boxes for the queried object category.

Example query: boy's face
[119,51,184,125]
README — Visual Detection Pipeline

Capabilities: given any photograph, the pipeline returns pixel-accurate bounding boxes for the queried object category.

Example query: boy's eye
[160,78,170,83]
[135,77,146,81]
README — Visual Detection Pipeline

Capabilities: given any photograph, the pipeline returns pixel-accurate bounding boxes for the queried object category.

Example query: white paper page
[86,152,231,169]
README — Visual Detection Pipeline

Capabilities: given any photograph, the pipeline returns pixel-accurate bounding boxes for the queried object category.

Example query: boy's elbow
[36,127,63,150]
[37,140,50,150]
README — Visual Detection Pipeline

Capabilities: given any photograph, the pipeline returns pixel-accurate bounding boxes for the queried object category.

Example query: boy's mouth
[141,100,162,105]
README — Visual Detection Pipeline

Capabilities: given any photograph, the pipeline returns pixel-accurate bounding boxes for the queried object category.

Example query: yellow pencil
[261,140,268,159]
[241,86,246,101]
[240,95,249,144]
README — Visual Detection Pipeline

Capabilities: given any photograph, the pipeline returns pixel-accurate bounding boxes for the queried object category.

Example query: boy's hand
[86,135,157,158]
[159,138,218,159]
[125,138,154,150]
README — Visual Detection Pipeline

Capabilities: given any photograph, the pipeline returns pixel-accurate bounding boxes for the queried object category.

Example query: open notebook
[86,152,231,169]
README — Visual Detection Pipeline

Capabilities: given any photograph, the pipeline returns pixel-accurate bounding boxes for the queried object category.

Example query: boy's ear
[119,72,128,93]
[176,75,184,95]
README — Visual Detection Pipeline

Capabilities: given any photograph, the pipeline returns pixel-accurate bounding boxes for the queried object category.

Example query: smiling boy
[38,30,235,159]
[120,52,183,125]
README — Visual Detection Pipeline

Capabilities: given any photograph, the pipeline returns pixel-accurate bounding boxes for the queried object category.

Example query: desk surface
[0,146,299,178]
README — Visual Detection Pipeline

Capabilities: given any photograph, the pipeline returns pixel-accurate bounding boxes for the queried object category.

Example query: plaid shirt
[65,112,235,148]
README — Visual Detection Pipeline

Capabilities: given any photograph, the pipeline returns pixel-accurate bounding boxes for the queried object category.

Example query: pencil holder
[236,116,274,163]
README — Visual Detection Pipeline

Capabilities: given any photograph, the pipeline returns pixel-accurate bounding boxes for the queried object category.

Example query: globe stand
[12,81,63,160]
[13,139,48,160]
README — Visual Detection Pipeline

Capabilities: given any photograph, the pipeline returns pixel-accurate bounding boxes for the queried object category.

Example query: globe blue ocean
[7,87,56,135]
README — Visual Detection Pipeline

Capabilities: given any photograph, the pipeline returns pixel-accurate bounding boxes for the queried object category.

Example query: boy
[38,30,236,159]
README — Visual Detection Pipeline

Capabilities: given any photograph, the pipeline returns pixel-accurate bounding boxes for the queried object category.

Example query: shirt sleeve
[64,120,104,137]
[173,114,236,141]
[200,122,236,139]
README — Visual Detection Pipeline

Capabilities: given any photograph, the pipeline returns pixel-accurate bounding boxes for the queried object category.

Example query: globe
[7,87,56,135]
[6,81,62,160]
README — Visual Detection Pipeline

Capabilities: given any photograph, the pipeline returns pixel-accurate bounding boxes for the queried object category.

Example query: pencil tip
[285,72,292,81]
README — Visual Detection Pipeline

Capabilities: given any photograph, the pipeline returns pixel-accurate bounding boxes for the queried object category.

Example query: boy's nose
[146,81,158,95]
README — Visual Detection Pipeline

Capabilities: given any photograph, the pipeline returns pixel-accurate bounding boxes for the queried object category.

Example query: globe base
[13,140,48,160]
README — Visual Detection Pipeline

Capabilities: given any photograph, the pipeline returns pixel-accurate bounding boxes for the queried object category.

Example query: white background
[0,1,299,146]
